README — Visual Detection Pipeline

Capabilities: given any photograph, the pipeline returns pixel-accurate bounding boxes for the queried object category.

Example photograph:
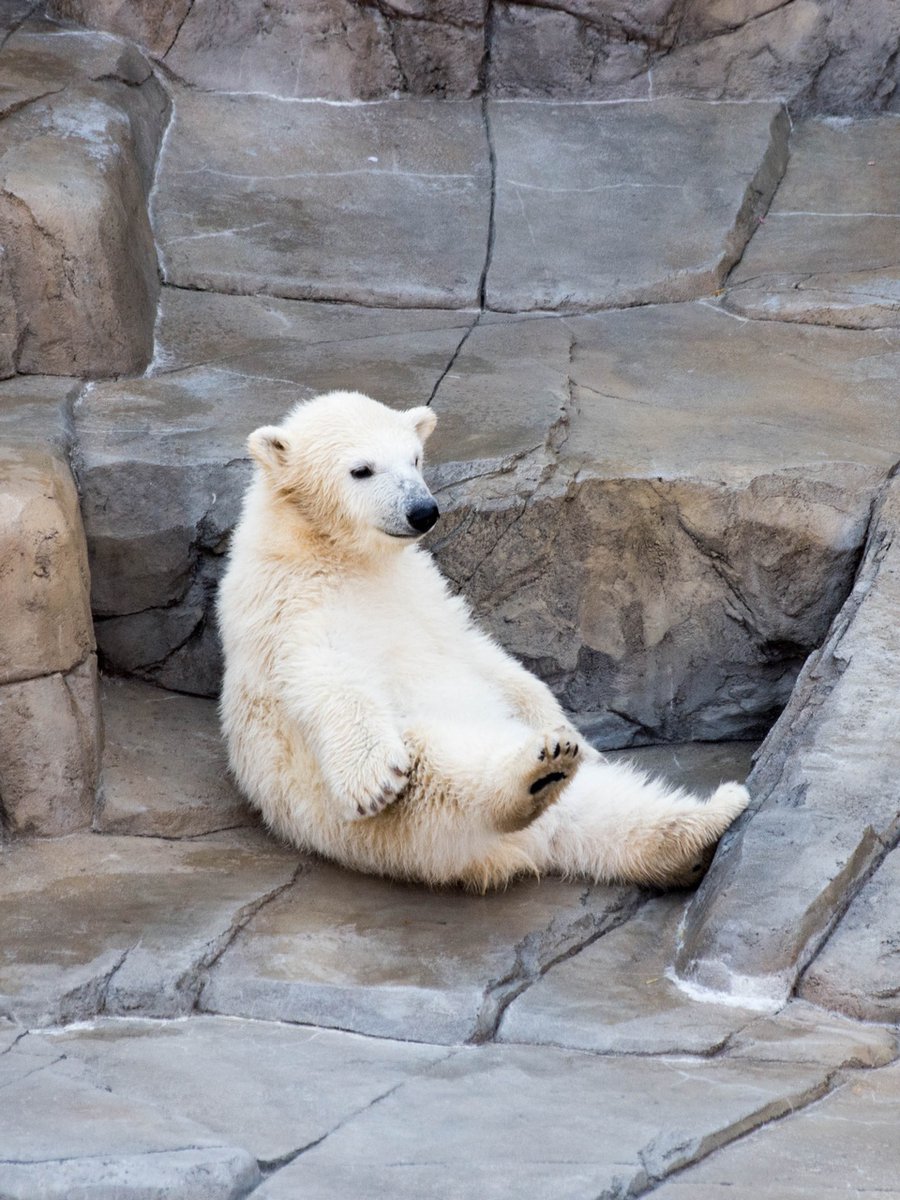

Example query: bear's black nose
[407,500,440,534]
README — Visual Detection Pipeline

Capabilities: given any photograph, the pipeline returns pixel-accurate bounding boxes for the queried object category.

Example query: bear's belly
[391,657,515,728]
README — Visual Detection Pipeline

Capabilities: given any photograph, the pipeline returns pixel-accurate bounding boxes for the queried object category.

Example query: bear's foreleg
[278,652,410,821]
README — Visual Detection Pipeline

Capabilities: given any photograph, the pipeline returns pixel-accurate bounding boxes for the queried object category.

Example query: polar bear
[218,391,749,891]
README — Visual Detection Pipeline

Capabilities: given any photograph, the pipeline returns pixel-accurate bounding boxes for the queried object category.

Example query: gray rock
[0,24,165,376]
[201,859,638,1042]
[0,829,299,1025]
[154,89,491,307]
[0,374,74,453]
[79,302,897,735]
[95,677,252,837]
[649,1060,900,1200]
[431,305,896,745]
[675,475,900,1005]
[40,1016,447,1163]
[257,1043,830,1199]
[724,999,897,1068]
[0,655,100,836]
[726,116,900,328]
[484,99,789,312]
[499,894,760,1054]
[0,1056,259,1200]
[149,285,474,376]
[799,847,900,1022]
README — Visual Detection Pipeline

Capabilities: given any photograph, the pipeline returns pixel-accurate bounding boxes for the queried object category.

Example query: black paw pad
[529,770,566,796]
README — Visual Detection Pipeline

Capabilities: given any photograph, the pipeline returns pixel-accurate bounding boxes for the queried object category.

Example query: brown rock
[0,654,101,836]
[489,3,652,98]
[0,87,159,377]
[654,1,830,102]
[0,447,93,685]
[47,0,192,56]
[165,0,400,100]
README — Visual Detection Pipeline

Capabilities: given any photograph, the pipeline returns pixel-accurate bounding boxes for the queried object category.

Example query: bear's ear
[406,406,437,443]
[247,425,289,472]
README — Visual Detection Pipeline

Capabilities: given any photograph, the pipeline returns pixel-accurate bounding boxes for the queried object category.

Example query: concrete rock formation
[1,7,900,1196]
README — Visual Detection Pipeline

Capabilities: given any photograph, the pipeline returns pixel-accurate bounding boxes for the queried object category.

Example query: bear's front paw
[342,741,411,821]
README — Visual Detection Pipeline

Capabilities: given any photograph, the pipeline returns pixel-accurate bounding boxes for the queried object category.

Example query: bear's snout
[407,500,440,534]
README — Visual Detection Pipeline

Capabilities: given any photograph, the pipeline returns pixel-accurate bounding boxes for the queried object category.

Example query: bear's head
[247,391,439,551]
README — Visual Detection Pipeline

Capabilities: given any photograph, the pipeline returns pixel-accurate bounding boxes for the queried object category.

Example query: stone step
[0,719,752,1039]
[95,676,252,838]
[75,293,897,747]
[725,115,900,328]
[153,88,788,311]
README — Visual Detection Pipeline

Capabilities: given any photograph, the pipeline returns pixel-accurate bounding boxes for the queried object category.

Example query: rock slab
[0,830,299,1025]
[154,90,491,308]
[485,99,789,312]
[727,116,900,328]
[95,677,251,837]
[675,474,900,1004]
[201,859,637,1043]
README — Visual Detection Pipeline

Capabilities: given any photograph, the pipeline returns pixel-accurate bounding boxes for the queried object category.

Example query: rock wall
[48,0,900,114]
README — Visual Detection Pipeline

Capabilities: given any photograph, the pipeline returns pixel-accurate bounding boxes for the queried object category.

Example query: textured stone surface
[41,1016,447,1163]
[201,862,637,1042]
[0,431,99,836]
[0,374,74,451]
[499,894,759,1054]
[0,655,100,836]
[676,475,900,1005]
[78,302,897,731]
[800,847,900,1022]
[485,99,788,312]
[0,830,299,1025]
[727,116,900,327]
[154,90,491,307]
[47,0,192,57]
[724,1000,897,1068]
[47,0,900,112]
[431,306,896,745]
[95,677,252,837]
[257,1044,830,1199]
[0,1053,260,1200]
[165,0,401,100]
[0,446,92,683]
[149,285,473,375]
[650,1061,900,1200]
[0,22,166,376]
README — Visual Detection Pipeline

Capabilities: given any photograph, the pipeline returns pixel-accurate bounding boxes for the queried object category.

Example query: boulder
[674,474,900,1005]
[0,21,167,376]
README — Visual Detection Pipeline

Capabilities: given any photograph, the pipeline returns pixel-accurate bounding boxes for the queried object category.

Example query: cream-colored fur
[218,391,749,891]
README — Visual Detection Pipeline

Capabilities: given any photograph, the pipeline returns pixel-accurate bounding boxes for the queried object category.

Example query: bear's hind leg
[516,760,749,888]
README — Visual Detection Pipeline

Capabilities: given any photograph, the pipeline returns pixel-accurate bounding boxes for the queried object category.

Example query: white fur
[218,391,749,890]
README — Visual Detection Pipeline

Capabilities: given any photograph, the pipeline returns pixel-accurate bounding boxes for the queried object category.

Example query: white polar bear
[218,391,749,891]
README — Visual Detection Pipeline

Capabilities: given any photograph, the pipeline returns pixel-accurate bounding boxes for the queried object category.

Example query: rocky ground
[1,3,899,1198]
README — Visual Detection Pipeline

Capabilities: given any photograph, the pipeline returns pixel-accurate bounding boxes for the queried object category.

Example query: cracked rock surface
[2,9,900,1198]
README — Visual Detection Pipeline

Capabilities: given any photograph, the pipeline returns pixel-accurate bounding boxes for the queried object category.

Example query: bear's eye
[350,464,374,480]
